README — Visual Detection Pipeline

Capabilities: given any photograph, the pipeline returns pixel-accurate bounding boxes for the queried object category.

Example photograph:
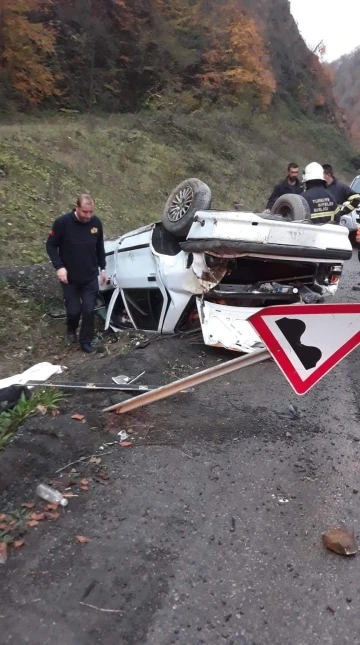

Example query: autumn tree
[196,0,276,109]
[0,0,58,105]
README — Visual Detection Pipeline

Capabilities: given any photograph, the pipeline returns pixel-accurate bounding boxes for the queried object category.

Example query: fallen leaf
[322,527,358,556]
[27,520,39,527]
[81,485,89,492]
[89,456,101,464]
[43,503,58,511]
[71,413,85,421]
[0,542,8,564]
[97,470,110,481]
[0,514,6,522]
[45,512,60,521]
[31,512,46,521]
[51,409,59,417]
[36,404,47,415]
[80,478,89,486]
[0,522,8,530]
[75,535,90,544]
[81,419,86,424]
[21,502,35,509]
[127,428,133,435]
[14,540,25,549]
[120,441,132,447]
[70,468,78,473]
[8,520,17,530]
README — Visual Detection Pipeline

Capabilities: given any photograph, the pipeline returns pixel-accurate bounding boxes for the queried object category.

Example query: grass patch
[0,279,66,378]
[0,107,356,267]
[0,389,64,450]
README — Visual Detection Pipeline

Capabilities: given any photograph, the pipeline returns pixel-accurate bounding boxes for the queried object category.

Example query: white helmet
[303,162,325,183]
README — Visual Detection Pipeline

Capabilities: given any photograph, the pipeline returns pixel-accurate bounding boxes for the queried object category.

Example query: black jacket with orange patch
[46,211,106,284]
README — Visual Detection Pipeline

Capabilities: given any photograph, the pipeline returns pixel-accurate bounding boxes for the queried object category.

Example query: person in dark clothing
[302,162,337,225]
[46,194,107,353]
[265,162,303,211]
[322,164,356,206]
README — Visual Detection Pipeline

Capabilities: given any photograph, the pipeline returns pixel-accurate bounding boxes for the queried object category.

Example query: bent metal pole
[102,349,270,415]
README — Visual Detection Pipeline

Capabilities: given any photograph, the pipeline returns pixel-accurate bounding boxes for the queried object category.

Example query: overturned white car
[99,178,352,354]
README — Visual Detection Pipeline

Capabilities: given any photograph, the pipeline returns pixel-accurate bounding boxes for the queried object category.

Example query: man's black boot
[67,331,77,344]
[81,343,95,354]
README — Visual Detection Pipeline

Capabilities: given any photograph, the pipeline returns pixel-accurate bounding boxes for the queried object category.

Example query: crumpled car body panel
[100,212,351,353]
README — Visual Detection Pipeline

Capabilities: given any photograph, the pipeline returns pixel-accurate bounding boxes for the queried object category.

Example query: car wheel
[271,194,311,222]
[161,178,212,237]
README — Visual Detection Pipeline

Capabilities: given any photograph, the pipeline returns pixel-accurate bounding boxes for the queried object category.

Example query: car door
[109,225,170,332]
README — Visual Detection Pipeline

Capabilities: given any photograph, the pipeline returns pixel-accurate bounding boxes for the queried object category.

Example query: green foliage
[0,389,64,450]
[0,107,356,268]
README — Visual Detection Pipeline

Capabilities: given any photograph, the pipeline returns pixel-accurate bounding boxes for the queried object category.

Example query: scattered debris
[45,511,60,520]
[0,362,66,390]
[79,602,122,614]
[21,502,35,510]
[327,605,336,614]
[27,520,39,528]
[118,430,129,441]
[71,413,85,421]
[120,441,132,447]
[272,494,289,505]
[28,380,153,392]
[322,527,358,556]
[75,535,90,544]
[36,483,69,507]
[31,512,46,521]
[112,375,130,384]
[103,349,269,414]
[36,404,47,415]
[14,540,25,549]
[277,404,300,421]
[285,431,292,439]
[0,542,8,564]
[95,470,110,481]
[43,503,58,511]
[55,452,112,474]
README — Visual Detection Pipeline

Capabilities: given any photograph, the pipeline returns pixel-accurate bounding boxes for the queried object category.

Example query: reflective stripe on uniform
[310,210,335,220]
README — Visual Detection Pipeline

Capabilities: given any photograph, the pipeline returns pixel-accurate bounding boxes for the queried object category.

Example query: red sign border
[249,303,360,395]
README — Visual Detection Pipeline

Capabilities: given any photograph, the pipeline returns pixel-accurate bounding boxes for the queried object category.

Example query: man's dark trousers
[62,278,99,345]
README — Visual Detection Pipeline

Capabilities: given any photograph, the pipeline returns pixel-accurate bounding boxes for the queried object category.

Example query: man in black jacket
[302,162,337,224]
[265,162,303,211]
[46,194,107,353]
[322,164,356,205]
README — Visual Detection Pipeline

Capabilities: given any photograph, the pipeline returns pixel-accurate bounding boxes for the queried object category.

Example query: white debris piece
[0,362,66,390]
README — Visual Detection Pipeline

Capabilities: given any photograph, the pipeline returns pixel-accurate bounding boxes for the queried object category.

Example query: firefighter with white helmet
[302,162,337,224]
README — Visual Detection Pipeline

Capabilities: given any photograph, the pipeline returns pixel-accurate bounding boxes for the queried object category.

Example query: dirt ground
[2,255,360,644]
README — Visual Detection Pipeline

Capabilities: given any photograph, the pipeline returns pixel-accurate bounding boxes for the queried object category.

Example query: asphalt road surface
[2,251,360,645]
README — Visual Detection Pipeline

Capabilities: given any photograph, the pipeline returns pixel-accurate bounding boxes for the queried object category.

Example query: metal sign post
[102,349,270,414]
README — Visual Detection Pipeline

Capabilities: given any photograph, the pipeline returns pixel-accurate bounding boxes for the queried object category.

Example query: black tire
[271,194,311,222]
[162,178,212,237]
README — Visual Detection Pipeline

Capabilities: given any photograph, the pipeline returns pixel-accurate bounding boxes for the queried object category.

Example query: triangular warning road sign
[249,303,360,395]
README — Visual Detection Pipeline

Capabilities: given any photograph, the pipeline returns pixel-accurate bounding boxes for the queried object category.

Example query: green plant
[0,389,64,450]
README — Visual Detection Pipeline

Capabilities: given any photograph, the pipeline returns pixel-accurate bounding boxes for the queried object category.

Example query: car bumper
[197,299,265,353]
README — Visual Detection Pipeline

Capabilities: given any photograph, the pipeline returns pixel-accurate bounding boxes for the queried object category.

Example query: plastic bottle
[36,483,68,507]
